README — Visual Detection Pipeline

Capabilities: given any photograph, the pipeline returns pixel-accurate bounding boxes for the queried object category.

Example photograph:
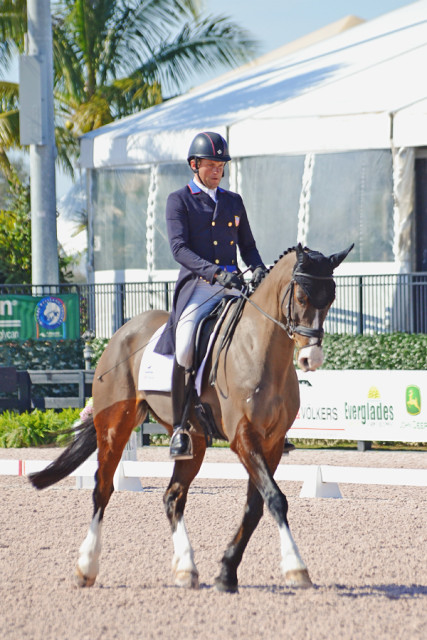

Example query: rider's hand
[215,270,244,291]
[251,265,268,288]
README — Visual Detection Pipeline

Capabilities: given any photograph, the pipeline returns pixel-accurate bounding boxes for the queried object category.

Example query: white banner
[291,370,427,442]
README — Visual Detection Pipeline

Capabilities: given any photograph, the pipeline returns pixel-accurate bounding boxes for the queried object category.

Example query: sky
[201,0,415,58]
[3,0,418,197]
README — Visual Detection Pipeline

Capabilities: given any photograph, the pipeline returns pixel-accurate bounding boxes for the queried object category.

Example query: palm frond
[54,125,79,177]
[131,15,260,94]
[107,77,163,118]
[96,1,203,83]
[0,109,20,148]
[0,146,14,183]
[0,0,27,73]
[0,80,19,110]
[52,15,85,101]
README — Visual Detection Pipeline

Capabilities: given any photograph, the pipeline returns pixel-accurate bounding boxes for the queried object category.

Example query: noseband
[281,271,335,345]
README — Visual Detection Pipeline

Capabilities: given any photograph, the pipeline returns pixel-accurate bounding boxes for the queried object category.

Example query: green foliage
[0,339,85,369]
[0,408,80,447]
[0,176,31,283]
[322,333,427,370]
[0,172,77,283]
[91,338,109,367]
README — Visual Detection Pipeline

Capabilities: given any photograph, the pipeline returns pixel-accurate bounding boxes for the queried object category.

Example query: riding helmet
[187,131,231,165]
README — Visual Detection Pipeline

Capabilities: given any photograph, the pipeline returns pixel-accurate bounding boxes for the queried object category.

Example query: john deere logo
[406,386,421,416]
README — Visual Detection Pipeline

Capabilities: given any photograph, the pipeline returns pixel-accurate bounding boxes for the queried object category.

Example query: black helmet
[187,131,231,165]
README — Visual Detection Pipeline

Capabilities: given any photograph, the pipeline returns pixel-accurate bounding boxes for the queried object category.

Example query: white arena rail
[2,458,427,498]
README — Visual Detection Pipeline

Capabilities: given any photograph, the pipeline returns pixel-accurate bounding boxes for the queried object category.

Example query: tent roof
[80,1,427,168]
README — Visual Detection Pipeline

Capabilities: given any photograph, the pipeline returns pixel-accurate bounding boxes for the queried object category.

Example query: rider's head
[187,132,231,189]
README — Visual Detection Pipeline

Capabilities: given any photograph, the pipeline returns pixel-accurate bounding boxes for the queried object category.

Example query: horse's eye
[296,290,307,306]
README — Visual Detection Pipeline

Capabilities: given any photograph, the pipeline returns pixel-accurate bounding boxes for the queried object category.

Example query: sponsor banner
[0,294,80,340]
[292,370,427,442]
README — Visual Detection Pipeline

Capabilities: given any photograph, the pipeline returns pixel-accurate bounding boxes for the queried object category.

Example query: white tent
[80,1,427,283]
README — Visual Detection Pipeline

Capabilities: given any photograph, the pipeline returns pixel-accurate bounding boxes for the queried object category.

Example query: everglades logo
[344,385,394,424]
[406,386,421,416]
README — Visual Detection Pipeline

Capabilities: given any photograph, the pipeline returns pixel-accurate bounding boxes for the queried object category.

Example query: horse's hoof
[214,577,239,594]
[285,568,312,588]
[75,567,96,588]
[174,570,199,589]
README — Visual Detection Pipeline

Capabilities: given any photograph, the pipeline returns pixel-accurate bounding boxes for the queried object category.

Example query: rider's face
[192,158,226,189]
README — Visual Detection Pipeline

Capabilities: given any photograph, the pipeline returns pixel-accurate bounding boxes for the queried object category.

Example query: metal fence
[1,273,426,338]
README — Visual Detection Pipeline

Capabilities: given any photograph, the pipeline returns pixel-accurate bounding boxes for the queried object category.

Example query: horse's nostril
[300,358,309,370]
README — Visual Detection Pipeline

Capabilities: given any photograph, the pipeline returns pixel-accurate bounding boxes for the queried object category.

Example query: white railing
[3,457,426,499]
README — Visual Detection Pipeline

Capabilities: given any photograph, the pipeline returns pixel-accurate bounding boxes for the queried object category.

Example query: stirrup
[170,426,193,460]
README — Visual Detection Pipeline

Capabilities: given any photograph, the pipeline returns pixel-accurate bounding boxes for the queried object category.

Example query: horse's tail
[29,416,97,490]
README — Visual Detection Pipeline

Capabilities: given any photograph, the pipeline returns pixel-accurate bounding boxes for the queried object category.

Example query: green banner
[0,294,80,341]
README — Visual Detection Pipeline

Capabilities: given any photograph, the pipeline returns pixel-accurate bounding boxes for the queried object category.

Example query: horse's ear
[328,243,354,270]
[296,242,310,268]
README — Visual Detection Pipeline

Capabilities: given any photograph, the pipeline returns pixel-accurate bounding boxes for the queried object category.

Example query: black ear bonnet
[293,249,336,309]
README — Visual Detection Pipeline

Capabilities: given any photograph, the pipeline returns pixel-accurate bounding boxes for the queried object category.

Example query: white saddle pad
[138,324,174,392]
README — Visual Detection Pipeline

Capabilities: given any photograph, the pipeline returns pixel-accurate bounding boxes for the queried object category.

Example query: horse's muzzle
[297,345,324,372]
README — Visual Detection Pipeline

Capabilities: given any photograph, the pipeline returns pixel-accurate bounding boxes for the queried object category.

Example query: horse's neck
[234,253,295,366]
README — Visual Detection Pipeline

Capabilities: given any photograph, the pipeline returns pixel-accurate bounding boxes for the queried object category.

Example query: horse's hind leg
[233,432,312,589]
[215,479,264,593]
[76,400,145,587]
[163,433,206,589]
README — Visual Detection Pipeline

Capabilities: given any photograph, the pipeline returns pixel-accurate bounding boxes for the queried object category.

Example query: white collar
[194,177,217,203]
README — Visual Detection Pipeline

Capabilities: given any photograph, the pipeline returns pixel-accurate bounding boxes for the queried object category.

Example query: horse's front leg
[163,433,206,589]
[234,430,312,589]
[215,479,264,593]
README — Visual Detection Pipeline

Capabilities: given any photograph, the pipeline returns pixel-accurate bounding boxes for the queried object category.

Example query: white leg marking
[172,517,197,575]
[279,524,307,575]
[78,510,103,581]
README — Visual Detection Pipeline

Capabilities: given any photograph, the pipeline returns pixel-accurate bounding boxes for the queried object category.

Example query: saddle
[186,294,245,445]
[193,294,235,371]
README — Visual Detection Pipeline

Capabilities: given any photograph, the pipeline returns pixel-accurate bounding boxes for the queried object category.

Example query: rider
[154,131,267,459]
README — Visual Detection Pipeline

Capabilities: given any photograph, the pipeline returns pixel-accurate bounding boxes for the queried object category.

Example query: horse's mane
[268,246,298,273]
[251,245,298,291]
[252,245,333,306]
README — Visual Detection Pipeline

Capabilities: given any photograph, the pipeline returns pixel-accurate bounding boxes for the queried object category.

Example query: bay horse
[29,243,353,592]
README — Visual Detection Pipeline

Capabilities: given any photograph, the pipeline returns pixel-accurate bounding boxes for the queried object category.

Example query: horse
[29,242,353,592]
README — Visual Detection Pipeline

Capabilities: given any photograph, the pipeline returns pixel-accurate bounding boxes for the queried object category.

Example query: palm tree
[0,0,260,176]
[0,0,26,182]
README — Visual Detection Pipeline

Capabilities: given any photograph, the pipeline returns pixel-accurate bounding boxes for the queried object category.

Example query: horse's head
[283,243,354,371]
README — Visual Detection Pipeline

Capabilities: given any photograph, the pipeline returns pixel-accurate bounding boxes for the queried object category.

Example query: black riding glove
[216,269,243,291]
[251,265,268,288]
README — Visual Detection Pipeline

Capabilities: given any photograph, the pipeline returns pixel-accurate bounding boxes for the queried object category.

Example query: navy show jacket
[154,179,265,356]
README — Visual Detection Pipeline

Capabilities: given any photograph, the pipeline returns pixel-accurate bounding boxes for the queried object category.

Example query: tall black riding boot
[169,359,193,460]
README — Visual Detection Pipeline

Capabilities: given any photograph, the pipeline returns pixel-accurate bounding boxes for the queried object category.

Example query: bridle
[280,270,335,345]
[241,269,334,347]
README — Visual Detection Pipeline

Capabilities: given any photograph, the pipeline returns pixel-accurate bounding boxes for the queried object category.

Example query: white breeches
[175,279,241,369]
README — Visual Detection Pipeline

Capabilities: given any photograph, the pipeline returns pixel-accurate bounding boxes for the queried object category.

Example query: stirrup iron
[170,426,193,460]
